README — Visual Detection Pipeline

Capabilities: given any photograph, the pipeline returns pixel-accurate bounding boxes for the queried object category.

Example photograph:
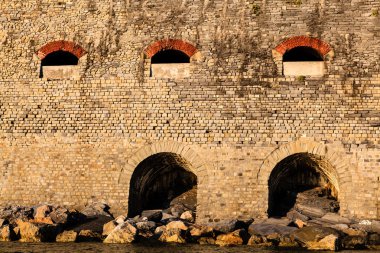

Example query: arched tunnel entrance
[128,152,197,218]
[268,153,339,217]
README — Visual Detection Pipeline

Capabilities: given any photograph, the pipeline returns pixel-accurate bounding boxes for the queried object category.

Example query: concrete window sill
[283,61,325,77]
[42,65,80,80]
[151,63,190,78]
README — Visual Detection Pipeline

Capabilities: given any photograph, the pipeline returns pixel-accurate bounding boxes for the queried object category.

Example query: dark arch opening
[40,50,79,78]
[268,153,339,218]
[283,46,323,62]
[128,152,197,218]
[151,49,190,64]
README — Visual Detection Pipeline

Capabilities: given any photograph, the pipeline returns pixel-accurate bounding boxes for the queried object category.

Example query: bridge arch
[257,139,352,217]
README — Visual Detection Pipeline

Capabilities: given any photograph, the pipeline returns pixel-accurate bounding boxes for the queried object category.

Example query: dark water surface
[0,243,376,253]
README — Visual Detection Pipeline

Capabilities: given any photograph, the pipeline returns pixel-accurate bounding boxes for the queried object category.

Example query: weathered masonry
[0,0,379,224]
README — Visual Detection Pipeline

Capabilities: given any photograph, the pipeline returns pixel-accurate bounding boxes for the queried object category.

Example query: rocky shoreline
[0,203,378,251]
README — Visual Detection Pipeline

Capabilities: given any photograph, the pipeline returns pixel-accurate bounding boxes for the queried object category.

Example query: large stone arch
[36,40,86,60]
[118,141,209,219]
[257,139,353,217]
[144,39,198,58]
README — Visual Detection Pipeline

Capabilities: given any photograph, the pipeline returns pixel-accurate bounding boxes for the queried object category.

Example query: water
[0,243,374,253]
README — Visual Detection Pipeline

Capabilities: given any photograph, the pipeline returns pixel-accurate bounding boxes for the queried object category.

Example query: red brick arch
[36,40,86,60]
[145,39,198,58]
[275,36,331,56]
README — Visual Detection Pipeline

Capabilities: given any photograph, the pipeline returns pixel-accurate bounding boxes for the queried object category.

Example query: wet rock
[159,228,186,243]
[141,210,162,222]
[16,219,61,242]
[198,237,216,245]
[320,212,352,224]
[292,226,341,251]
[102,220,117,236]
[180,211,194,222]
[77,230,102,242]
[248,223,297,236]
[342,235,367,249]
[104,222,137,244]
[0,225,16,241]
[247,234,273,247]
[56,230,77,242]
[278,235,299,248]
[215,229,248,246]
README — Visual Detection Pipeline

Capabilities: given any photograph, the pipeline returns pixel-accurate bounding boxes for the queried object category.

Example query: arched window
[145,39,197,78]
[37,41,86,79]
[41,50,79,67]
[283,46,323,62]
[151,49,190,64]
[273,36,332,77]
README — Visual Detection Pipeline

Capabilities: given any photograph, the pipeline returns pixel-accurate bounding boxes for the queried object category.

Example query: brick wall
[0,0,379,222]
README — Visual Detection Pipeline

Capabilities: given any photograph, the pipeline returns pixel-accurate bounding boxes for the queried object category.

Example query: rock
[295,204,327,218]
[261,218,291,226]
[180,211,194,222]
[56,230,77,242]
[199,237,216,245]
[159,228,186,243]
[162,213,176,220]
[102,220,117,236]
[154,225,166,236]
[306,234,339,251]
[292,226,341,251]
[0,225,15,241]
[351,220,380,234]
[141,210,162,222]
[342,235,367,249]
[287,210,309,222]
[115,215,126,224]
[72,215,113,234]
[77,230,102,242]
[166,221,188,231]
[16,219,61,242]
[49,207,69,225]
[320,212,352,224]
[0,219,8,227]
[104,222,137,244]
[136,221,156,231]
[170,187,197,212]
[0,206,33,225]
[215,229,248,246]
[212,220,239,233]
[247,234,273,247]
[30,217,54,224]
[82,202,112,217]
[367,233,380,249]
[248,223,297,236]
[278,235,299,248]
[294,219,306,228]
[34,205,51,219]
[189,225,214,237]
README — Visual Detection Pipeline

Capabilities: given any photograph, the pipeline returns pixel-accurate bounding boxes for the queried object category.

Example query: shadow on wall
[268,153,339,217]
[128,152,197,218]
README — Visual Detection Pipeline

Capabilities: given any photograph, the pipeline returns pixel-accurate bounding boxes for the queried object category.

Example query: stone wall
[0,0,379,223]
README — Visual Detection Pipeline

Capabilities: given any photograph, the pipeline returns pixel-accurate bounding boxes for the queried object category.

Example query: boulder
[278,235,299,248]
[320,213,352,224]
[0,225,15,241]
[102,220,117,236]
[77,230,102,242]
[247,234,273,247]
[295,204,327,218]
[166,221,188,231]
[49,207,69,225]
[170,187,197,212]
[287,210,309,222]
[136,221,156,238]
[34,205,51,219]
[141,210,162,222]
[292,226,341,251]
[367,233,380,249]
[0,206,33,225]
[56,230,77,242]
[16,219,61,242]
[104,222,137,244]
[261,218,291,226]
[82,202,112,217]
[342,235,367,249]
[351,220,380,234]
[159,228,186,243]
[306,234,339,251]
[248,223,297,236]
[294,219,306,228]
[211,220,239,233]
[215,229,248,246]
[189,225,214,238]
[115,215,126,224]
[180,211,194,222]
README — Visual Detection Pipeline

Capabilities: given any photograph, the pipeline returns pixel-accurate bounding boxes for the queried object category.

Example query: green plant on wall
[252,4,261,15]
[372,9,379,17]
